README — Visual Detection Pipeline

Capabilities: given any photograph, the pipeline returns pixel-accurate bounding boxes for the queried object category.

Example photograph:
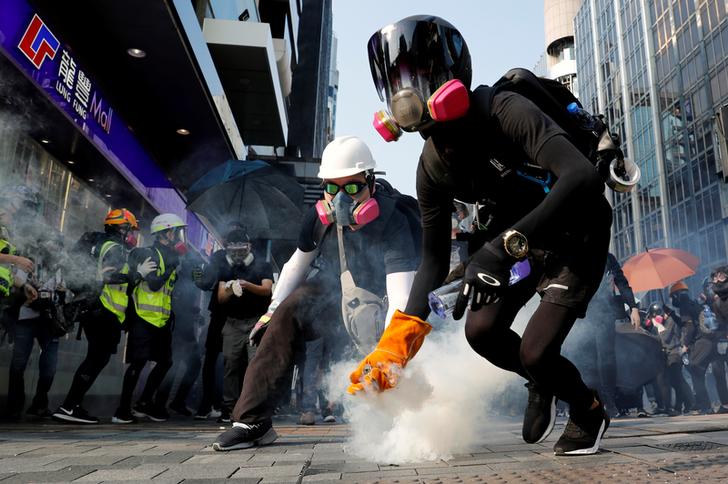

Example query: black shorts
[82,308,123,355]
[125,315,173,364]
[532,228,610,318]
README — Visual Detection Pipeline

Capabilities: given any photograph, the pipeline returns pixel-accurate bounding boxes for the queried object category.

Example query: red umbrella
[622,248,699,293]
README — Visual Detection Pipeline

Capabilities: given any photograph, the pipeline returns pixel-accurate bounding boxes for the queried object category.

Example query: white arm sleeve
[384,271,415,327]
[269,249,318,309]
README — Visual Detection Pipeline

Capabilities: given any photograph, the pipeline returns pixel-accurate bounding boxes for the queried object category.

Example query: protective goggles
[712,272,728,283]
[324,181,368,196]
[226,242,251,251]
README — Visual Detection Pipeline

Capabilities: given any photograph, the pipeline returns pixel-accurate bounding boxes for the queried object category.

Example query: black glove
[453,242,512,320]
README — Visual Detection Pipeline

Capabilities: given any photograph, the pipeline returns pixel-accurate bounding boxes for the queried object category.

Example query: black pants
[688,364,712,411]
[63,308,122,409]
[221,316,257,414]
[662,361,694,411]
[155,337,202,409]
[463,259,601,413]
[118,315,173,413]
[711,355,728,405]
[232,281,338,424]
[197,314,225,413]
[6,317,59,415]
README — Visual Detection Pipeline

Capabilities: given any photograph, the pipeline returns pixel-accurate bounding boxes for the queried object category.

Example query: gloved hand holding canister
[347,310,432,395]
[249,301,278,346]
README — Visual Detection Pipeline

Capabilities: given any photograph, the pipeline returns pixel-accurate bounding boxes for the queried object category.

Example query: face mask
[648,315,664,327]
[714,281,728,298]
[125,232,138,249]
[174,241,187,255]
[228,248,252,266]
[316,192,380,227]
[373,79,470,142]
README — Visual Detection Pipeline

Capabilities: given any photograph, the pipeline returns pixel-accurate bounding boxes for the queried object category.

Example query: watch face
[506,234,527,256]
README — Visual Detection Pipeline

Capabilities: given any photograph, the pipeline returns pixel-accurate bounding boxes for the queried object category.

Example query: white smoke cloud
[325,297,538,464]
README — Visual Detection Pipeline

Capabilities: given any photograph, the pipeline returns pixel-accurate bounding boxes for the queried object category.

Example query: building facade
[545,0,582,95]
[0,0,335,412]
[575,0,728,286]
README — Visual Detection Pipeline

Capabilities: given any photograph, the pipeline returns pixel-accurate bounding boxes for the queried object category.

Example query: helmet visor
[368,17,470,108]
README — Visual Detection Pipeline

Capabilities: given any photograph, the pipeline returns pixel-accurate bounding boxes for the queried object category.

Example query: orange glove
[347,310,432,395]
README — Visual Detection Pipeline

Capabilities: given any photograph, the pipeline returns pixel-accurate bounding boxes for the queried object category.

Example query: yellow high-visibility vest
[133,248,176,327]
[0,238,17,298]
[97,241,129,323]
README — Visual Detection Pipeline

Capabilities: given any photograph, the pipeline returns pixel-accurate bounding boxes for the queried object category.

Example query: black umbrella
[615,323,666,390]
[186,160,304,240]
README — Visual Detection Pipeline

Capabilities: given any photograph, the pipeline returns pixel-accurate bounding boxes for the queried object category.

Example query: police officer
[52,208,139,424]
[349,15,618,455]
[113,213,185,424]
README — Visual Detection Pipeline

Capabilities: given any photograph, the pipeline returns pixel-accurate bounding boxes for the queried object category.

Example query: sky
[331,0,546,196]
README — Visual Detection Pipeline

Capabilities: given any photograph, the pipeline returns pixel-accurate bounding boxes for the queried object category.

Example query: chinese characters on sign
[55,48,113,134]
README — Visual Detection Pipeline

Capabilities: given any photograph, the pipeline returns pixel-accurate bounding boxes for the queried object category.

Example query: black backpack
[374,178,422,260]
[472,68,622,179]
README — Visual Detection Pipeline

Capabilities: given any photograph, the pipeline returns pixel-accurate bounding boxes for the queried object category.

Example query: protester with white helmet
[112,213,187,424]
[213,135,420,451]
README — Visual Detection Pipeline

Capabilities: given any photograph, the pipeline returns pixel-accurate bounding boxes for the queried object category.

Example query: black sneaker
[111,408,138,424]
[212,420,278,451]
[169,401,192,417]
[217,411,231,424]
[52,405,99,424]
[554,395,610,456]
[522,382,556,444]
[133,401,168,422]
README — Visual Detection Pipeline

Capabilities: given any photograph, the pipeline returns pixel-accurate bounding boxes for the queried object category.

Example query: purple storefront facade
[0,0,211,249]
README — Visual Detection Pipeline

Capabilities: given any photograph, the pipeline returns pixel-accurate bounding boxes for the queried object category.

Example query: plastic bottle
[428,260,532,319]
[703,305,719,332]
[566,102,599,130]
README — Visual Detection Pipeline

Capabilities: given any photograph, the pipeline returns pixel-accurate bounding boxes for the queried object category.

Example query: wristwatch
[503,230,529,259]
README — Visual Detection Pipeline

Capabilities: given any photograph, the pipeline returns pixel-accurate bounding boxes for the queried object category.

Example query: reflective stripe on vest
[133,248,176,328]
[97,241,129,323]
[0,238,17,297]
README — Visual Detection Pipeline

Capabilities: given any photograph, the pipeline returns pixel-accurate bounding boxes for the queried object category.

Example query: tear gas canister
[428,259,531,319]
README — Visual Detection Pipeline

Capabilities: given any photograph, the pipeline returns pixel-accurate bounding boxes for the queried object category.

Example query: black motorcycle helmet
[367,15,472,132]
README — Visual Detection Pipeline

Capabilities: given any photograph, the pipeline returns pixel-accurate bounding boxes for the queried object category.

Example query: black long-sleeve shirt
[405,89,611,319]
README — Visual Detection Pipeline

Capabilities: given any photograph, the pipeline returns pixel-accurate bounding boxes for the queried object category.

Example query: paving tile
[75,463,170,481]
[0,465,98,483]
[153,463,242,480]
[229,464,304,479]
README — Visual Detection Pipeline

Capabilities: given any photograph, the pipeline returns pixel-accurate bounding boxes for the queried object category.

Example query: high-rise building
[575,0,728,285]
[545,0,581,95]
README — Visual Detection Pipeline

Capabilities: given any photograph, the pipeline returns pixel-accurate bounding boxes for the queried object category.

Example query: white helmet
[150,213,187,234]
[317,136,377,179]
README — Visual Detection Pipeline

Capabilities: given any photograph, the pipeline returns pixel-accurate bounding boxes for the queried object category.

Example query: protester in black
[704,268,728,413]
[217,230,273,423]
[212,136,419,451]
[155,253,206,416]
[193,247,229,419]
[673,281,716,414]
[351,15,621,455]
[583,253,640,416]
